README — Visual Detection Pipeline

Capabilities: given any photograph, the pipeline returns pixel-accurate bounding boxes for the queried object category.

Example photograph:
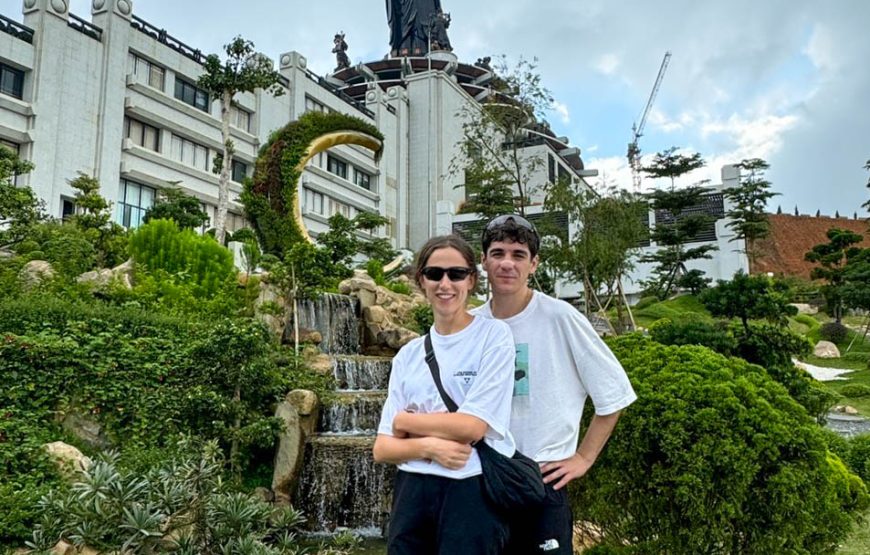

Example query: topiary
[840,384,870,398]
[649,318,737,356]
[845,434,870,483]
[573,334,865,554]
[242,111,384,258]
[820,321,849,344]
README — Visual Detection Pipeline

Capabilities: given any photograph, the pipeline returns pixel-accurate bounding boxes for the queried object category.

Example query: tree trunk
[215,90,233,245]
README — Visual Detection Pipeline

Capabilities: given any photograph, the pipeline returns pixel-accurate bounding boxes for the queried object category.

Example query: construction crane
[628,51,671,193]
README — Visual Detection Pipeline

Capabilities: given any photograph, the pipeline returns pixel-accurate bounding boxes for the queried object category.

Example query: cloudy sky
[4,0,868,216]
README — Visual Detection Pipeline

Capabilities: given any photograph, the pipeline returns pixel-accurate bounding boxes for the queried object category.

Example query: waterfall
[295,344,396,533]
[292,293,360,354]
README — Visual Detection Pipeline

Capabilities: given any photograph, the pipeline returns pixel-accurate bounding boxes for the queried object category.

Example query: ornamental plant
[573,335,867,554]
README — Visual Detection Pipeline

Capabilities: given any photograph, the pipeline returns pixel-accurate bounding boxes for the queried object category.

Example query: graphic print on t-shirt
[452,367,477,394]
[513,343,529,397]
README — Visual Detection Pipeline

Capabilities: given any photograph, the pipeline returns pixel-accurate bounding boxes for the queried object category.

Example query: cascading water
[294,347,396,533]
[291,293,360,355]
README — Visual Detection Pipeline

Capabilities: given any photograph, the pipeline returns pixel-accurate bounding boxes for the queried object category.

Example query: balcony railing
[303,69,374,118]
[68,13,102,42]
[0,13,34,44]
[130,14,207,65]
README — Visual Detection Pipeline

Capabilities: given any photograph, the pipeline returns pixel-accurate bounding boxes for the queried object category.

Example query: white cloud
[804,24,838,72]
[700,113,800,161]
[552,101,571,124]
[594,53,620,76]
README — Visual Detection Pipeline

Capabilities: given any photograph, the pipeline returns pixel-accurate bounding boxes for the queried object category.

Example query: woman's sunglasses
[421,266,473,282]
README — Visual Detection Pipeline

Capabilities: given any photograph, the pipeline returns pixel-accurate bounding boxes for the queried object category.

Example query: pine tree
[722,158,779,265]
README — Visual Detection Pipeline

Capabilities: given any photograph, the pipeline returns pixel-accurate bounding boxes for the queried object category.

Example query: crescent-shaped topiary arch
[241,111,384,257]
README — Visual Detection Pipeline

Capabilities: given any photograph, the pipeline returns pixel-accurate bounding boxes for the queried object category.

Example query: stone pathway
[792,358,855,381]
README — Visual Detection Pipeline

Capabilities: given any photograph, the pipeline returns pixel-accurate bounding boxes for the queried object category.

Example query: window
[0,139,19,154]
[170,134,209,171]
[304,188,324,215]
[116,179,155,229]
[60,197,77,220]
[557,164,569,183]
[327,155,348,179]
[230,104,251,133]
[0,63,24,100]
[548,154,556,184]
[129,53,165,91]
[305,95,327,113]
[231,160,248,183]
[174,77,209,112]
[353,168,372,190]
[125,118,159,151]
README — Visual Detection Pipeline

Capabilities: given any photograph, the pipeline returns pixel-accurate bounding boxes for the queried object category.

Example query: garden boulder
[272,389,320,503]
[43,441,92,478]
[18,260,55,288]
[814,340,840,359]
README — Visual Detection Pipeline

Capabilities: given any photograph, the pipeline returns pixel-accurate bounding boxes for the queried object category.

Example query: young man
[474,214,637,555]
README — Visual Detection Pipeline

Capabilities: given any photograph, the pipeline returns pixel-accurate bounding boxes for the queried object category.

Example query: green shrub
[28,440,305,554]
[841,384,870,398]
[793,313,821,330]
[649,318,736,356]
[366,258,385,285]
[129,218,235,298]
[845,435,870,483]
[574,335,865,554]
[387,280,411,295]
[411,303,433,333]
[820,321,849,344]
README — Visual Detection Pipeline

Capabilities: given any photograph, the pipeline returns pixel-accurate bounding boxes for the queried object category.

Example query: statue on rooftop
[333,32,350,72]
[386,0,450,57]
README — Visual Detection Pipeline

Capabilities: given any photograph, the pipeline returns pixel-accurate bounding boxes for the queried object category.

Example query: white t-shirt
[377,315,517,479]
[474,291,637,463]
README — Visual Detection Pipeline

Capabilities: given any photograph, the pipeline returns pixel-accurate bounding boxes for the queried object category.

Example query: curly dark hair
[481,214,540,257]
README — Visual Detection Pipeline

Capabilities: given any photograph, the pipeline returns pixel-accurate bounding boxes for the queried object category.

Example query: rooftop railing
[0,13,34,44]
[304,69,374,119]
[68,13,102,42]
[130,14,207,65]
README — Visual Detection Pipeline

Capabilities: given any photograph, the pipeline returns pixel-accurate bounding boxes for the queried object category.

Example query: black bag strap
[424,333,459,413]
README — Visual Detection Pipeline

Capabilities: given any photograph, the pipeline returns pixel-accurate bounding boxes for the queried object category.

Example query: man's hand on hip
[540,452,594,490]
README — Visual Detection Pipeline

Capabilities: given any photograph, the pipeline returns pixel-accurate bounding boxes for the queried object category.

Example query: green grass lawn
[631,295,712,329]
[804,327,870,416]
[838,509,870,555]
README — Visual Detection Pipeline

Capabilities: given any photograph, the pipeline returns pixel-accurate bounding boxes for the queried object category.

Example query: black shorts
[504,481,573,555]
[387,470,509,555]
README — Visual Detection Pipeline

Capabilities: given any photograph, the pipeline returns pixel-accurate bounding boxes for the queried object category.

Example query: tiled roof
[750,214,870,279]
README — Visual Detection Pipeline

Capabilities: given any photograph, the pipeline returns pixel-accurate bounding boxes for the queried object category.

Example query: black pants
[504,484,573,554]
[387,470,509,555]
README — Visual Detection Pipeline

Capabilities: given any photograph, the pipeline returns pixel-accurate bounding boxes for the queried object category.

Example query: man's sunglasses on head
[484,214,538,234]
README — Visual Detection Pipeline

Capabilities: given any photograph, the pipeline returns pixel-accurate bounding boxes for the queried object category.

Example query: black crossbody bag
[424,333,546,511]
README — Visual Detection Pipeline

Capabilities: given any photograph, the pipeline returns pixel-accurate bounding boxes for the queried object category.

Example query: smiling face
[420,247,476,321]
[482,239,539,298]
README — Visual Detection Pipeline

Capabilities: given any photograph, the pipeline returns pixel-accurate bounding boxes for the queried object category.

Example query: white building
[0,0,595,252]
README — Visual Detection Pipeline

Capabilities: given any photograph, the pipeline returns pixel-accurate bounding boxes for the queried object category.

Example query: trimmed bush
[572,335,867,554]
[845,435,870,483]
[820,321,849,344]
[129,218,236,298]
[649,318,737,356]
[840,384,870,398]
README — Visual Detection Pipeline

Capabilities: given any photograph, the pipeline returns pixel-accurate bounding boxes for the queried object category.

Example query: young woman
[373,235,517,555]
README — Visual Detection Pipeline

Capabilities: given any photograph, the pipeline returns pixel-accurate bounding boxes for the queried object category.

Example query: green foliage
[411,304,434,333]
[631,294,712,327]
[820,321,849,343]
[68,173,128,269]
[144,186,210,230]
[0,146,43,247]
[386,280,411,295]
[840,384,870,398]
[675,268,710,295]
[842,247,870,314]
[640,153,717,298]
[649,318,737,355]
[129,218,236,298]
[722,158,779,263]
[700,270,797,334]
[242,111,384,257]
[805,227,865,322]
[366,259,385,285]
[450,56,554,216]
[199,35,285,245]
[18,221,97,278]
[845,434,870,483]
[29,441,306,554]
[574,334,866,554]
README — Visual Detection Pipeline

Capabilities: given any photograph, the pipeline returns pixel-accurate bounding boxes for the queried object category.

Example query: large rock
[272,390,321,503]
[43,441,92,478]
[255,278,287,339]
[341,275,424,353]
[19,260,55,288]
[76,259,134,290]
[789,303,818,315]
[814,340,841,359]
[60,411,109,449]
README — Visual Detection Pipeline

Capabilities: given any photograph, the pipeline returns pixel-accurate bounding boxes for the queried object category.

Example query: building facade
[0,0,595,252]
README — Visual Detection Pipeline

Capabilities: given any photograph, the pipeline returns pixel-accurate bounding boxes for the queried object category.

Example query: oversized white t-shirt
[376,315,517,479]
[474,291,637,463]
